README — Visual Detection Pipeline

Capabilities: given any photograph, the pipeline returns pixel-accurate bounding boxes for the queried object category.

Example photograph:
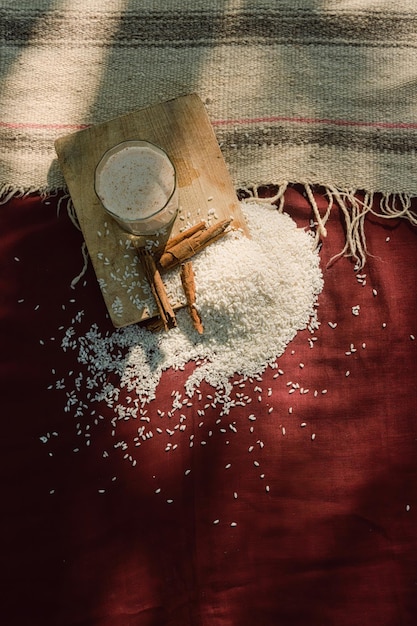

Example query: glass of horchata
[95,140,178,236]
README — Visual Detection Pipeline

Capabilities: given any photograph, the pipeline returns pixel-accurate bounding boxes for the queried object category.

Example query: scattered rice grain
[50,202,324,453]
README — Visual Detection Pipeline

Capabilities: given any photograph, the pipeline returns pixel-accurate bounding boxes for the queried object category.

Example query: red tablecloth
[1,188,416,625]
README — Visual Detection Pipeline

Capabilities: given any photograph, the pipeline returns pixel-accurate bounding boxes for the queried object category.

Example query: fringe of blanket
[0,183,66,204]
[2,183,417,285]
[55,193,90,290]
[242,182,417,271]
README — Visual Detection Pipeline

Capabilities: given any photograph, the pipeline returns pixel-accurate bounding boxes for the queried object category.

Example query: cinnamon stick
[165,221,206,250]
[159,218,232,271]
[137,248,177,331]
[180,261,203,334]
[142,305,186,332]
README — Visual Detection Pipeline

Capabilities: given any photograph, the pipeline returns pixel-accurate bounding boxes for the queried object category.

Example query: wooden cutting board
[55,93,248,328]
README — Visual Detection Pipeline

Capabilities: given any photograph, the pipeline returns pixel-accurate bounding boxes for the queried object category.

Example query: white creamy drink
[95,140,178,235]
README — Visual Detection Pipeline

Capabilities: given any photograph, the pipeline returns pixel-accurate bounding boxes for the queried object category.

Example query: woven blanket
[1,0,417,200]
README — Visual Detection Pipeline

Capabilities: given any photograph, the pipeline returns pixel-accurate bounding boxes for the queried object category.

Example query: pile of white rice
[60,202,323,415]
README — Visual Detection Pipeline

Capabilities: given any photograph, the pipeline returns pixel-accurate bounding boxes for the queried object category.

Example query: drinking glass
[95,140,178,236]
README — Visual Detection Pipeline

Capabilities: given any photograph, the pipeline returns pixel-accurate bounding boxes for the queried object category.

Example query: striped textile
[1,0,417,197]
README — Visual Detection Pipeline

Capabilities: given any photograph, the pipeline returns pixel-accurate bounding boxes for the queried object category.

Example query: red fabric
[1,189,417,626]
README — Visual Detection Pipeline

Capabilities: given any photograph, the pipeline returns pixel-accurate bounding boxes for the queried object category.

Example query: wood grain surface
[55,93,248,328]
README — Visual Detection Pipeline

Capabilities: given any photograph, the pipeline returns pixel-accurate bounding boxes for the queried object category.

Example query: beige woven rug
[1,0,417,202]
